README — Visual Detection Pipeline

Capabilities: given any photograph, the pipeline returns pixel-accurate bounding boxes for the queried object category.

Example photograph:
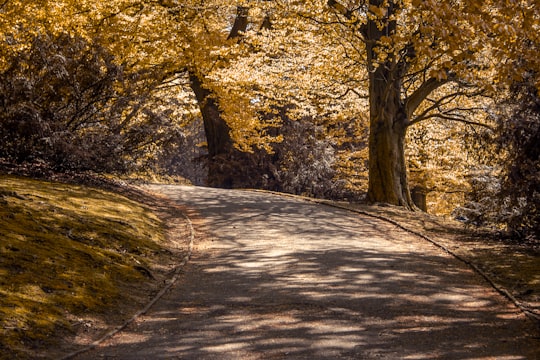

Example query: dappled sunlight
[73,185,538,359]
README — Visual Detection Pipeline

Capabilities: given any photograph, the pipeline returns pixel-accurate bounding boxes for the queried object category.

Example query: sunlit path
[74,185,539,359]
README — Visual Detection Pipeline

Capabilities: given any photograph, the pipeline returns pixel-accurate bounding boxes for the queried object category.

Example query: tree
[117,1,281,187]
[308,0,505,209]
[185,5,256,187]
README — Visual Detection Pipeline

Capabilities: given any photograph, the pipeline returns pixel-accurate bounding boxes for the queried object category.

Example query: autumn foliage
[0,0,539,238]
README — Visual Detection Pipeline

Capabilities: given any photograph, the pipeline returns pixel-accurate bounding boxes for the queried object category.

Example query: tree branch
[408,82,490,129]
[228,6,250,40]
[327,0,367,37]
[260,14,272,31]
[405,75,454,118]
[327,0,351,18]
[333,87,368,100]
[411,113,494,130]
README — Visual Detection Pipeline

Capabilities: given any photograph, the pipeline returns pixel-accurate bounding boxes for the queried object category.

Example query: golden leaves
[429,68,448,81]
[3,0,539,155]
[368,4,388,18]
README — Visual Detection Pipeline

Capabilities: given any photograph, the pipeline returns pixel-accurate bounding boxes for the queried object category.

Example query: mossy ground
[0,175,172,359]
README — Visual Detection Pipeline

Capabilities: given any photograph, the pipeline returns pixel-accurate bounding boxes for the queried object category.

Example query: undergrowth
[0,175,166,359]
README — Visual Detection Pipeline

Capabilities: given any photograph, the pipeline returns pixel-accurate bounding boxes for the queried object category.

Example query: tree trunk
[188,72,236,187]
[366,70,414,208]
[365,0,415,209]
[188,73,233,158]
[185,6,251,188]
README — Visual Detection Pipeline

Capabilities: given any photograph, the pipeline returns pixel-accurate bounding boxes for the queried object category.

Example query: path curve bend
[74,185,539,359]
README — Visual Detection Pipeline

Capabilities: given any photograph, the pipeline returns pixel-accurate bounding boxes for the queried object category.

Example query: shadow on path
[73,185,539,359]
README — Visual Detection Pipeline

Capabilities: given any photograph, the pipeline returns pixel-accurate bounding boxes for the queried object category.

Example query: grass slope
[0,175,167,358]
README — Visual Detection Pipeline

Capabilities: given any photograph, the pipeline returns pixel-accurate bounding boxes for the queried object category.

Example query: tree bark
[188,72,236,187]
[365,0,415,209]
[228,6,250,40]
[366,67,414,208]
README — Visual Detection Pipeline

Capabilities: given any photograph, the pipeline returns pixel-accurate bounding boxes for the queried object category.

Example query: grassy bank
[0,175,168,358]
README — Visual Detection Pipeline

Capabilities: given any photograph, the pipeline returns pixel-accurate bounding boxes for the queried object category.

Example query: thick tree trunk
[188,73,233,158]
[185,6,251,188]
[365,0,415,209]
[366,79,413,208]
[328,0,443,209]
[188,72,235,187]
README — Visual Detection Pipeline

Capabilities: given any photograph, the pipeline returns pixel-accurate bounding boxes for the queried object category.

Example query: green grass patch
[0,175,166,358]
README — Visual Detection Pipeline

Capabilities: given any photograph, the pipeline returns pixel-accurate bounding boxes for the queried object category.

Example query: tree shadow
[72,185,539,359]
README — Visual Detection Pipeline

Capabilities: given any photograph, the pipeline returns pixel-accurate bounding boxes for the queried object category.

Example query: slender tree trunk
[365,0,415,209]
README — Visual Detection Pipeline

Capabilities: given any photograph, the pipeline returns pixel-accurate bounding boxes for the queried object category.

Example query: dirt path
[73,185,539,359]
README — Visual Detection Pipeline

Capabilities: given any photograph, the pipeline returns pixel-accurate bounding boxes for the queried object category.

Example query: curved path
[75,185,538,359]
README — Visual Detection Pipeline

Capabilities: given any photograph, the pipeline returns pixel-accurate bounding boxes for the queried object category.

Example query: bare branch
[333,87,368,100]
[411,113,495,130]
[409,84,488,127]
